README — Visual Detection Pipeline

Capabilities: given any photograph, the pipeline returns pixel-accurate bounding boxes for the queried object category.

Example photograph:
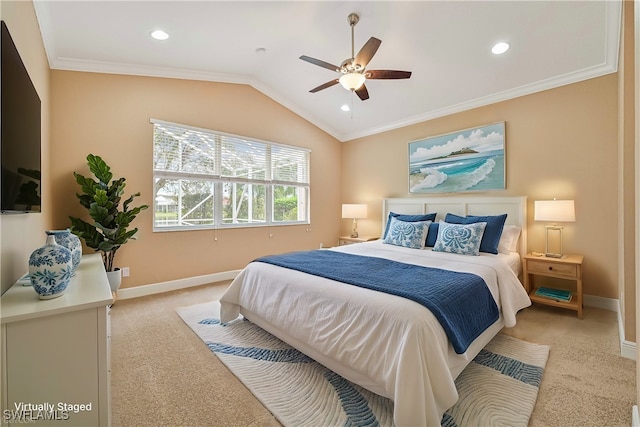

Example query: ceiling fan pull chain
[350,91,354,120]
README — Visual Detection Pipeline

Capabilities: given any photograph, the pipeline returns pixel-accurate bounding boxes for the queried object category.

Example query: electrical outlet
[122,267,130,277]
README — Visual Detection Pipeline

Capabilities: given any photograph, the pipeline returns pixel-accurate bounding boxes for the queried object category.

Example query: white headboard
[382,196,527,257]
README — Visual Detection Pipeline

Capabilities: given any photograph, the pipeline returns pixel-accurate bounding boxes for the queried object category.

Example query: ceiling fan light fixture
[300,12,411,100]
[339,73,366,91]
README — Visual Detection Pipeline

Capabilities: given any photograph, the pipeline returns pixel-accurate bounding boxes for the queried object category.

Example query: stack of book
[534,287,572,302]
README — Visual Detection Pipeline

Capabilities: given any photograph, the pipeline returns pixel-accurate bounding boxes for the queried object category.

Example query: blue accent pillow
[383,217,431,249]
[444,213,507,255]
[425,222,439,247]
[383,212,437,239]
[433,222,487,256]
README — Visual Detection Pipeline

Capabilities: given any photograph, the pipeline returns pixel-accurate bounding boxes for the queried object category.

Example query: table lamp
[534,199,575,258]
[342,204,367,238]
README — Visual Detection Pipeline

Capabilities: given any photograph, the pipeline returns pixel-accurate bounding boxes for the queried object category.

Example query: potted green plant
[69,154,149,291]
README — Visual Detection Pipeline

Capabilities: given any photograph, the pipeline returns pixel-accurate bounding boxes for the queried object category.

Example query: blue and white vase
[28,232,74,299]
[49,229,82,274]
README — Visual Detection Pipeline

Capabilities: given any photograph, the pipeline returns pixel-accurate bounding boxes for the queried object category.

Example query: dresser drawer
[527,260,578,278]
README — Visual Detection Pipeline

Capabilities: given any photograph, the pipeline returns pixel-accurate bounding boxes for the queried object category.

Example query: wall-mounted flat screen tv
[1,20,42,213]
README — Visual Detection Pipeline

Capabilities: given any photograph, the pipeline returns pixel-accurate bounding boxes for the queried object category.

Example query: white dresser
[1,254,113,426]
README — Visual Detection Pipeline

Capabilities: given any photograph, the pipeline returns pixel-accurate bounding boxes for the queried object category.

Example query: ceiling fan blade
[365,70,412,79]
[299,55,340,72]
[355,84,369,101]
[354,37,381,68]
[310,79,340,93]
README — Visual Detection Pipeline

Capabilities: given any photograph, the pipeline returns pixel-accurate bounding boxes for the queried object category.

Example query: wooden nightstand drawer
[527,260,577,278]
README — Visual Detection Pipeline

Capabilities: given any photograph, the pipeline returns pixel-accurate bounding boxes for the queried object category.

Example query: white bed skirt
[242,306,505,400]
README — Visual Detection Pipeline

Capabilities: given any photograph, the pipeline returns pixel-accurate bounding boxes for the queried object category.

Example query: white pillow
[498,225,521,254]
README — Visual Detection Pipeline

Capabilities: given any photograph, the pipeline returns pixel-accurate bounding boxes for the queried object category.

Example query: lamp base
[544,252,564,259]
[544,225,565,260]
[351,218,358,238]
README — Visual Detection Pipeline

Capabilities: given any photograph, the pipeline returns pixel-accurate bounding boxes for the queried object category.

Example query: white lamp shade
[339,73,366,91]
[342,204,368,219]
[534,200,575,222]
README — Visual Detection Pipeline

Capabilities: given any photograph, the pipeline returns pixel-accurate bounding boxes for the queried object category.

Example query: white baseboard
[583,294,636,360]
[616,302,638,361]
[584,293,619,312]
[620,337,637,361]
[633,405,639,427]
[116,270,241,300]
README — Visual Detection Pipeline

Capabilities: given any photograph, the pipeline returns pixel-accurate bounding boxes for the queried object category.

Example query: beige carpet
[110,282,636,427]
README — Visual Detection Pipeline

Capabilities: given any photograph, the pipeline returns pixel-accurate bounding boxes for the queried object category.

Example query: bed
[220,196,531,426]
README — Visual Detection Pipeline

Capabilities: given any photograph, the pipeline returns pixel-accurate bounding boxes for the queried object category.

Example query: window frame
[151,119,310,232]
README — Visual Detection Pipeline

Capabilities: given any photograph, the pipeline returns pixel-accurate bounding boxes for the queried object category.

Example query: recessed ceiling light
[491,42,510,55]
[151,30,169,41]
[255,47,266,55]
[341,104,350,112]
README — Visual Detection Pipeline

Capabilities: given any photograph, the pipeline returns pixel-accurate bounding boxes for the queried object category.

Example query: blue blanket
[255,250,499,354]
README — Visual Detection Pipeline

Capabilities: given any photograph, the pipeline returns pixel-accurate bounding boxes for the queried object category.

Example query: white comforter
[220,241,531,426]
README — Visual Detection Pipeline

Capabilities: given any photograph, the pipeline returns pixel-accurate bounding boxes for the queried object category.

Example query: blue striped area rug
[177,301,549,427]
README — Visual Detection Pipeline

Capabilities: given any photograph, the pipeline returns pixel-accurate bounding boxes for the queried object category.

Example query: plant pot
[106,268,122,292]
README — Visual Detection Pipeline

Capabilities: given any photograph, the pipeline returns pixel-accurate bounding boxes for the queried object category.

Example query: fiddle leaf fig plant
[69,154,149,272]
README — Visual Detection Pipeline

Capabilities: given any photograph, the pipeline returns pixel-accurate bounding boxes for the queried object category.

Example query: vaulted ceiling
[34,1,621,142]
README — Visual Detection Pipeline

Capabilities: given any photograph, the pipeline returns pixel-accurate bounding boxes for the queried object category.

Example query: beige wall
[619,0,636,343]
[49,71,342,288]
[342,75,619,300]
[0,0,52,293]
[633,0,640,403]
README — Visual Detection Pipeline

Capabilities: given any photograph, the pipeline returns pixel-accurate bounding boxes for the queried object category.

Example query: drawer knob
[548,267,553,271]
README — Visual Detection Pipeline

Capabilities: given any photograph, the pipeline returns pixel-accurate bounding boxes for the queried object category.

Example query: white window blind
[152,119,310,231]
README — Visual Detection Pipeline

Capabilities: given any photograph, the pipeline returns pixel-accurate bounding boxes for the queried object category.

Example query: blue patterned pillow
[383,217,431,249]
[433,222,487,256]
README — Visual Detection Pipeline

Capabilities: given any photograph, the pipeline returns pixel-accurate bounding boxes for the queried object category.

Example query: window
[152,119,310,231]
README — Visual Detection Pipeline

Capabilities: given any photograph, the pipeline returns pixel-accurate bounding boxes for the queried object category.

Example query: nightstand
[338,236,379,246]
[523,253,584,318]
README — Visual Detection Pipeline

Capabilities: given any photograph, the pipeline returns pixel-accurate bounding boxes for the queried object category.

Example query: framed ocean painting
[408,122,505,194]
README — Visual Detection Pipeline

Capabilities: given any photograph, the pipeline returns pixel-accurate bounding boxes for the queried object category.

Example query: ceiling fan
[299,13,412,101]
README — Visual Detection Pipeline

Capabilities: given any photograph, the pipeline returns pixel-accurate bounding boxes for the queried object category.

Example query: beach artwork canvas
[408,122,505,194]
